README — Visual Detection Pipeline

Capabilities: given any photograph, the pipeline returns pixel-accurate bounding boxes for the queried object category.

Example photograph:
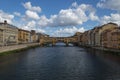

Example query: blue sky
[0,0,120,37]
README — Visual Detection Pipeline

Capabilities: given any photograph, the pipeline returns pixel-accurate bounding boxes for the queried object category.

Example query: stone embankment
[78,44,120,53]
[0,43,40,54]
[92,47,120,53]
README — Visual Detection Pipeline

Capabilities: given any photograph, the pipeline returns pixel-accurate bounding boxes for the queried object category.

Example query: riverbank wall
[0,43,40,56]
[79,44,120,54]
[92,47,120,53]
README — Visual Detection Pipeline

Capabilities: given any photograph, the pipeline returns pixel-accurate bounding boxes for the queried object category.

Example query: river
[0,44,120,80]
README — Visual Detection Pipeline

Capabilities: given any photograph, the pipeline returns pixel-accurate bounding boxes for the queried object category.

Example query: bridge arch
[39,37,77,46]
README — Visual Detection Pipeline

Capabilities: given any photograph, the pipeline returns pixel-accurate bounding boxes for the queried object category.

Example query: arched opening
[55,42,66,47]
[52,42,74,47]
[40,37,76,47]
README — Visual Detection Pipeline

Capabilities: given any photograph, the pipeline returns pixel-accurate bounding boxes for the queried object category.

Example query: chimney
[4,20,7,24]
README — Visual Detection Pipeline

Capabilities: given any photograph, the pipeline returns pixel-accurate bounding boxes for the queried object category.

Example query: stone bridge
[39,37,78,46]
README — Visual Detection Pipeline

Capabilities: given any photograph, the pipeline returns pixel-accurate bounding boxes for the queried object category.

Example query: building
[79,33,83,45]
[36,33,42,42]
[30,30,36,42]
[83,31,89,46]
[18,29,31,44]
[89,29,96,46]
[79,30,92,46]
[40,33,49,38]
[101,29,112,48]
[73,32,83,43]
[36,33,39,42]
[86,30,92,46]
[35,33,49,42]
[78,22,118,48]
[94,23,118,47]
[80,31,87,46]
[110,27,120,49]
[93,27,101,46]
[0,20,18,45]
[0,29,3,46]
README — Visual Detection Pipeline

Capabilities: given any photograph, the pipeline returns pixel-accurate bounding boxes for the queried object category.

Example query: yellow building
[18,29,30,44]
[0,20,18,45]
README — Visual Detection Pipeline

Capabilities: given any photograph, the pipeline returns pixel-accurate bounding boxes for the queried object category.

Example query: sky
[0,0,120,37]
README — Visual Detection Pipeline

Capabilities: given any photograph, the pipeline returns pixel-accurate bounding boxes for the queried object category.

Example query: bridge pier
[64,39,69,46]
[39,42,43,46]
[52,43,55,46]
[40,43,43,47]
[52,39,56,46]
[66,43,69,46]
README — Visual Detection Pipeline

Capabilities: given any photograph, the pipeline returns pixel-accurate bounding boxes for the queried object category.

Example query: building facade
[0,29,3,46]
[0,20,18,45]
[73,32,82,43]
[110,28,120,49]
[30,30,36,42]
[101,30,112,48]
[18,29,31,44]
[94,23,118,47]
[79,22,120,50]
[36,33,48,42]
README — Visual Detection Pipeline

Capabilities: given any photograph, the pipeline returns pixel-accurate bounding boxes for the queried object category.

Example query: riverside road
[0,45,120,80]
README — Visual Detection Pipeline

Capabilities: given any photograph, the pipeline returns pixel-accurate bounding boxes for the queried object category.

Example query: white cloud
[0,10,14,24]
[22,2,99,28]
[22,20,36,30]
[89,12,99,21]
[72,2,78,8]
[23,2,41,13]
[49,8,88,26]
[14,12,21,17]
[27,20,36,27]
[52,26,85,37]
[97,0,120,11]
[22,2,41,20]
[38,15,49,27]
[21,20,45,33]
[25,10,40,20]
[38,2,98,27]
[100,13,120,25]
[36,28,46,33]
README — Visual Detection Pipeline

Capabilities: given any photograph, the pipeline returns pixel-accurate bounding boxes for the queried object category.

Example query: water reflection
[0,47,120,80]
[49,42,74,47]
